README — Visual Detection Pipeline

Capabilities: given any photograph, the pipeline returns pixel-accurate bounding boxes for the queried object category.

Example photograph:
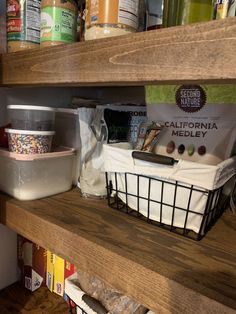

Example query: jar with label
[7,0,41,53]
[146,0,164,30]
[163,0,214,27]
[40,0,78,47]
[85,0,140,41]
[213,0,236,19]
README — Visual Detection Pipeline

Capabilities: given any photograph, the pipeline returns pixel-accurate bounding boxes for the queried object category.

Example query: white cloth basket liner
[103,143,236,234]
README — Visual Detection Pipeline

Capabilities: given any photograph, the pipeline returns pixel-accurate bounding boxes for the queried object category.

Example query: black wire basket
[106,172,236,241]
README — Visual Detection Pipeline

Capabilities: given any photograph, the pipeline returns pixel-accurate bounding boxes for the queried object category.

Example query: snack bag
[146,84,236,165]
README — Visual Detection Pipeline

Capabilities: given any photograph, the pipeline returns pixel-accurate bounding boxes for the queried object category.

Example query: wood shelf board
[0,189,235,313]
[2,18,236,86]
[0,282,68,313]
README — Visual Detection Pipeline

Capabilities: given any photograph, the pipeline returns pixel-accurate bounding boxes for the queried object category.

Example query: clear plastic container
[0,147,76,200]
[85,0,140,40]
[5,128,55,154]
[7,105,55,131]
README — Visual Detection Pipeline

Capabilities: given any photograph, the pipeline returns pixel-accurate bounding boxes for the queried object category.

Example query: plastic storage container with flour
[104,143,236,240]
[0,147,76,200]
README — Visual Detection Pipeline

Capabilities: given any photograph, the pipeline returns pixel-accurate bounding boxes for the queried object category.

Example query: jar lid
[5,128,55,136]
[7,105,56,112]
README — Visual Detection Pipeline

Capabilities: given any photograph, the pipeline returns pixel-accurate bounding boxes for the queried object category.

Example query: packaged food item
[101,105,147,144]
[67,269,148,314]
[213,0,236,19]
[46,251,75,297]
[5,128,55,154]
[135,121,163,152]
[146,84,236,165]
[85,0,140,40]
[0,1,7,53]
[146,0,163,30]
[17,235,47,292]
[77,0,86,41]
[7,0,41,53]
[163,0,213,27]
[40,0,78,47]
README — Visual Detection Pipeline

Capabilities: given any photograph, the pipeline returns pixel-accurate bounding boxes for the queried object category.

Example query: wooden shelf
[0,282,68,313]
[1,18,236,86]
[0,189,235,313]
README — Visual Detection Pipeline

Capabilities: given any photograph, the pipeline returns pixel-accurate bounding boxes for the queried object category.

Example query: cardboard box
[17,235,46,292]
[46,250,75,297]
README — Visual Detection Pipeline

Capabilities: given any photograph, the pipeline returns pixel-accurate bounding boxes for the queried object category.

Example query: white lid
[7,105,55,112]
[5,128,55,136]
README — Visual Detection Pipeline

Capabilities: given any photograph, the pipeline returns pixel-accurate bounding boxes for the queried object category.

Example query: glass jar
[7,0,41,53]
[213,0,236,19]
[163,0,214,27]
[84,0,140,41]
[40,0,78,47]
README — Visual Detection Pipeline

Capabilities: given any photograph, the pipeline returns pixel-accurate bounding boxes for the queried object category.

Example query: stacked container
[0,105,76,200]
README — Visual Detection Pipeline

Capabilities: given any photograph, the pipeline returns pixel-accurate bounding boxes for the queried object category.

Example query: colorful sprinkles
[8,133,53,154]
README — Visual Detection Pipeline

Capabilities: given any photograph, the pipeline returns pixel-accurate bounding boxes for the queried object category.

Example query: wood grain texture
[2,18,236,86]
[0,190,235,313]
[0,282,68,314]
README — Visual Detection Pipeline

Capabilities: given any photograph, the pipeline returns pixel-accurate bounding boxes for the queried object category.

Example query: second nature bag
[146,84,236,165]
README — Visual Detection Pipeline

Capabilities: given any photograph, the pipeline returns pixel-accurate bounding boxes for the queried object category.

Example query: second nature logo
[175,85,206,113]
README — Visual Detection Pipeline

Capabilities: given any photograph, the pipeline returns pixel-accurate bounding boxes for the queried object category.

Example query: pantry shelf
[0,189,235,313]
[1,18,236,86]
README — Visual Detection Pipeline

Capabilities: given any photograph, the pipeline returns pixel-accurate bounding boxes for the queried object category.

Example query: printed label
[86,0,139,30]
[175,85,206,113]
[7,0,40,43]
[118,0,139,29]
[146,85,236,165]
[40,7,76,43]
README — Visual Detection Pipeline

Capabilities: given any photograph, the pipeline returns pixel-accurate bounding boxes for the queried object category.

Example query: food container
[7,0,40,53]
[0,147,76,200]
[7,105,55,131]
[85,0,140,40]
[5,129,55,154]
[40,0,78,47]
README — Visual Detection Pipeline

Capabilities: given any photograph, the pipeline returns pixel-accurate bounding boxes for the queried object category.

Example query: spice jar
[85,0,140,41]
[213,0,236,19]
[40,0,78,47]
[7,0,41,53]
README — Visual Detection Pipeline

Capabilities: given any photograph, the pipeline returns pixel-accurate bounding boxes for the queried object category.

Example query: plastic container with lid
[0,147,76,200]
[7,0,41,53]
[40,0,78,47]
[85,0,140,40]
[5,128,55,154]
[7,105,55,131]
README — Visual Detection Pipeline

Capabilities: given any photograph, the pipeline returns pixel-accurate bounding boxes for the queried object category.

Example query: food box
[17,235,46,292]
[46,251,75,297]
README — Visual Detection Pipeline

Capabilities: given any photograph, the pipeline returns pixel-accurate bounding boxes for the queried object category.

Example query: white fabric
[103,143,236,190]
[104,143,236,234]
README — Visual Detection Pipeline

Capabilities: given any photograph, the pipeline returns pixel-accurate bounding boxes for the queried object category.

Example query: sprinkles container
[7,105,55,131]
[5,129,55,154]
